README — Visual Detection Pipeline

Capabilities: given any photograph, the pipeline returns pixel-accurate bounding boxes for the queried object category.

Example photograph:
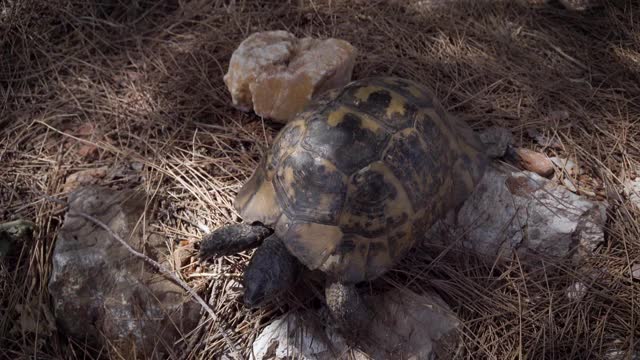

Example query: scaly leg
[325,281,373,339]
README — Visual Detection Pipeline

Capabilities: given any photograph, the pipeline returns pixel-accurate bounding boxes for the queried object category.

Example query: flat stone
[48,186,200,358]
[224,30,356,123]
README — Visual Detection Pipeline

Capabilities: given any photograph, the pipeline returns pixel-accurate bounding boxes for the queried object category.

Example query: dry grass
[1,0,639,359]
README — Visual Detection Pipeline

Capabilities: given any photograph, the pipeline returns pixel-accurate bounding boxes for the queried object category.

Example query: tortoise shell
[234,77,487,283]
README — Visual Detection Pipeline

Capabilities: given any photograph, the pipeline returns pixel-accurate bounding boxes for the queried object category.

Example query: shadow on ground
[1,0,639,359]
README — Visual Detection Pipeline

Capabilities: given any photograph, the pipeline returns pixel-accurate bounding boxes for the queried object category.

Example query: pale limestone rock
[427,167,607,262]
[224,30,356,123]
[251,289,459,360]
[224,30,295,113]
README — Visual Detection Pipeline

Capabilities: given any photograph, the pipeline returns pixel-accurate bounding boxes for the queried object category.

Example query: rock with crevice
[427,167,607,262]
[251,289,459,360]
[224,30,356,123]
[48,186,200,359]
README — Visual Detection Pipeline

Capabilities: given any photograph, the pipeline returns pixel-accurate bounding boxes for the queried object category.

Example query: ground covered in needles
[1,0,639,359]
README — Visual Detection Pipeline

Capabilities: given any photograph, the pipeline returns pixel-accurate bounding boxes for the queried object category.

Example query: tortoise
[200,76,488,336]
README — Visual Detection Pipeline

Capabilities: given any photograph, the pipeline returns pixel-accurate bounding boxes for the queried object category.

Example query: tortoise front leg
[199,223,272,259]
[325,281,373,339]
[243,234,301,307]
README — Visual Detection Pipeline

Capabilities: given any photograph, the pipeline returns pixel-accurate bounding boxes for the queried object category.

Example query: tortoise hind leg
[325,281,373,339]
[199,223,272,259]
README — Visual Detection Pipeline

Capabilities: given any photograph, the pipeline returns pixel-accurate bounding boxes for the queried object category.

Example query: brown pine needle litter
[1,0,639,359]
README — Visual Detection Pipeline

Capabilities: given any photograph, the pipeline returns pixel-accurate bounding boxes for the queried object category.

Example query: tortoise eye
[354,173,365,185]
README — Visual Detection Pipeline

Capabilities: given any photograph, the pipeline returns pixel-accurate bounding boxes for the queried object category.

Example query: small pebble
[566,282,587,301]
[515,148,554,177]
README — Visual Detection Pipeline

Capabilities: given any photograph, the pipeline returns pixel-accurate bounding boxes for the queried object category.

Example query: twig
[522,31,589,71]
[44,196,242,359]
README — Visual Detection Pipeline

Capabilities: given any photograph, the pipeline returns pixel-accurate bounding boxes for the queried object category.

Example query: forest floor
[1,0,639,359]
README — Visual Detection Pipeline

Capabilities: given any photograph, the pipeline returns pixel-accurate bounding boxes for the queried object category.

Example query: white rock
[251,312,350,360]
[624,177,640,209]
[427,167,607,261]
[224,30,356,123]
[252,289,459,360]
[631,263,640,280]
